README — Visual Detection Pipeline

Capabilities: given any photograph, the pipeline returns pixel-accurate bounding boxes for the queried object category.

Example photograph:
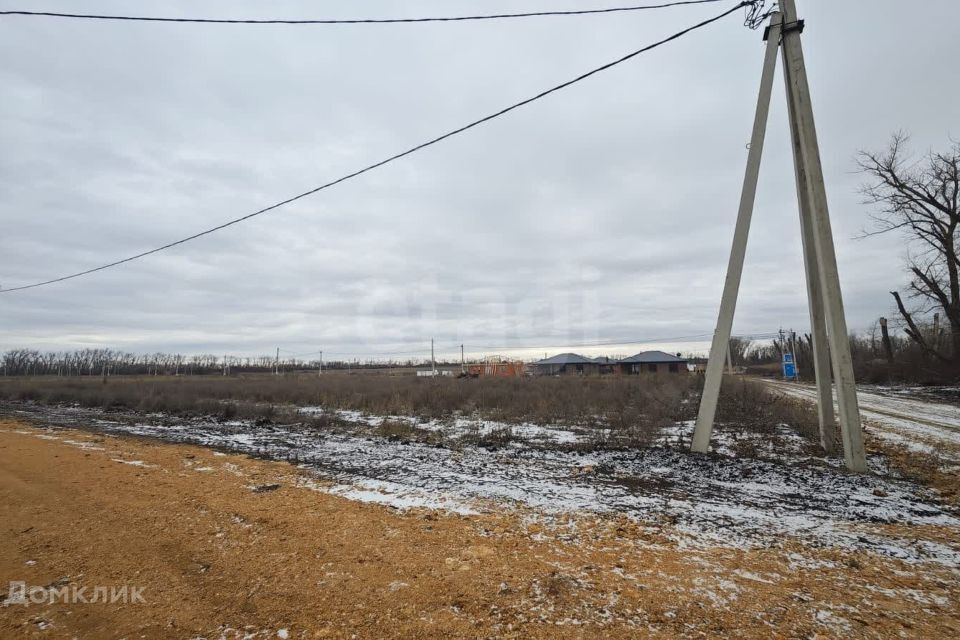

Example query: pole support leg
[780,0,866,471]
[691,12,783,453]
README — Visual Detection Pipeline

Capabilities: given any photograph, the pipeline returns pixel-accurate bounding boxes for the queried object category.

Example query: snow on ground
[298,406,588,445]
[6,401,959,569]
[764,379,960,463]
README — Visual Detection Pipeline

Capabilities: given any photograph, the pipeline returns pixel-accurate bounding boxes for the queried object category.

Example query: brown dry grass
[716,376,830,448]
[868,437,960,505]
[0,373,837,457]
[0,372,693,429]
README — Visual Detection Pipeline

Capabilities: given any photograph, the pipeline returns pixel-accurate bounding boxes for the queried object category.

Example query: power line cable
[465,331,782,354]
[468,332,716,352]
[0,1,753,294]
[324,347,432,357]
[293,330,785,360]
[0,1,733,25]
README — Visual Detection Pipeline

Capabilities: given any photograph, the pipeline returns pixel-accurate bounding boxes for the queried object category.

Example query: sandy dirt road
[1,419,959,639]
[762,379,960,463]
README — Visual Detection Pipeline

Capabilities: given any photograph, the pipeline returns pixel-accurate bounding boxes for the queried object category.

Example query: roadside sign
[782,353,797,380]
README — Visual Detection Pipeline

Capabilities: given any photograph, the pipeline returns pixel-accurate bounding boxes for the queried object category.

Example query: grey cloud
[1,0,957,359]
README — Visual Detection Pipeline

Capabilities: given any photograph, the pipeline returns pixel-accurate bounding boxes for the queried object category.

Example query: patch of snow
[814,609,851,632]
[732,569,776,584]
[62,439,105,451]
[786,553,839,571]
[110,458,151,467]
[326,477,478,515]
[12,402,960,568]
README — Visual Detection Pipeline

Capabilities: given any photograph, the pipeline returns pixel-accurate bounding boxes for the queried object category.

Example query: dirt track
[1,420,959,639]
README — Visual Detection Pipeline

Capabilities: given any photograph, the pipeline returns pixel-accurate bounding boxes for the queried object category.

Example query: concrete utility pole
[693,2,866,471]
[319,350,323,376]
[782,45,836,451]
[461,344,465,374]
[691,11,783,455]
[275,347,280,376]
[780,0,865,471]
[431,339,436,376]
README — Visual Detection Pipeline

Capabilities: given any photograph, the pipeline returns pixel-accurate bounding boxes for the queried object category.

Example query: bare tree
[859,133,960,362]
[727,337,751,367]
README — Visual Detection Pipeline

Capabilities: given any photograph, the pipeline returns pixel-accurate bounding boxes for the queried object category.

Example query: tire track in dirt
[762,379,960,440]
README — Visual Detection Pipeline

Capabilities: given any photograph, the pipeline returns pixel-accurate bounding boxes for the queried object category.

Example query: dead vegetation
[0,372,695,428]
[0,373,831,457]
[375,419,444,446]
[869,439,959,505]
[715,376,830,448]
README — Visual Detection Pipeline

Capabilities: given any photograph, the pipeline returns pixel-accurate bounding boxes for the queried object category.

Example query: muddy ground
[1,419,958,639]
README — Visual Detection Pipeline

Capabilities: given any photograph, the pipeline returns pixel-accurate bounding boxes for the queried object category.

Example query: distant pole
[319,350,323,376]
[223,354,227,376]
[461,344,465,374]
[789,329,799,378]
[431,339,436,376]
[933,313,941,351]
[275,347,279,376]
[725,342,734,374]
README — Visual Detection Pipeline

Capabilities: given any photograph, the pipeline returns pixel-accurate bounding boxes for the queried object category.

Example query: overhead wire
[0,0,755,294]
[277,330,787,361]
[0,1,734,25]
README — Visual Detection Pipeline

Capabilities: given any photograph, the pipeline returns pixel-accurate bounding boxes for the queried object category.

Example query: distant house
[531,350,689,376]
[590,356,619,375]
[617,350,688,375]
[531,353,600,376]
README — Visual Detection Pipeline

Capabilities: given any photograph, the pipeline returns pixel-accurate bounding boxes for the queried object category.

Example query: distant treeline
[0,348,457,377]
[5,323,956,383]
[729,320,959,384]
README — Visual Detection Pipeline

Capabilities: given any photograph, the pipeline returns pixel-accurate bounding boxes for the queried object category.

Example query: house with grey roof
[617,350,688,375]
[530,352,599,376]
[531,350,689,376]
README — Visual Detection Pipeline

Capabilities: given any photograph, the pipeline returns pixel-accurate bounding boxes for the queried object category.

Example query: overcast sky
[1,0,957,362]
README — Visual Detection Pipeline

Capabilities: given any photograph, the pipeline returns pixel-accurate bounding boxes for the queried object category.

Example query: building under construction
[466,357,526,378]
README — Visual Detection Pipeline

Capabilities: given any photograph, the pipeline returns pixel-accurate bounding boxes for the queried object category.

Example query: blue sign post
[782,353,797,381]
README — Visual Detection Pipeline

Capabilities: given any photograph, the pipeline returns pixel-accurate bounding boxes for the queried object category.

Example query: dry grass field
[2,374,958,638]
